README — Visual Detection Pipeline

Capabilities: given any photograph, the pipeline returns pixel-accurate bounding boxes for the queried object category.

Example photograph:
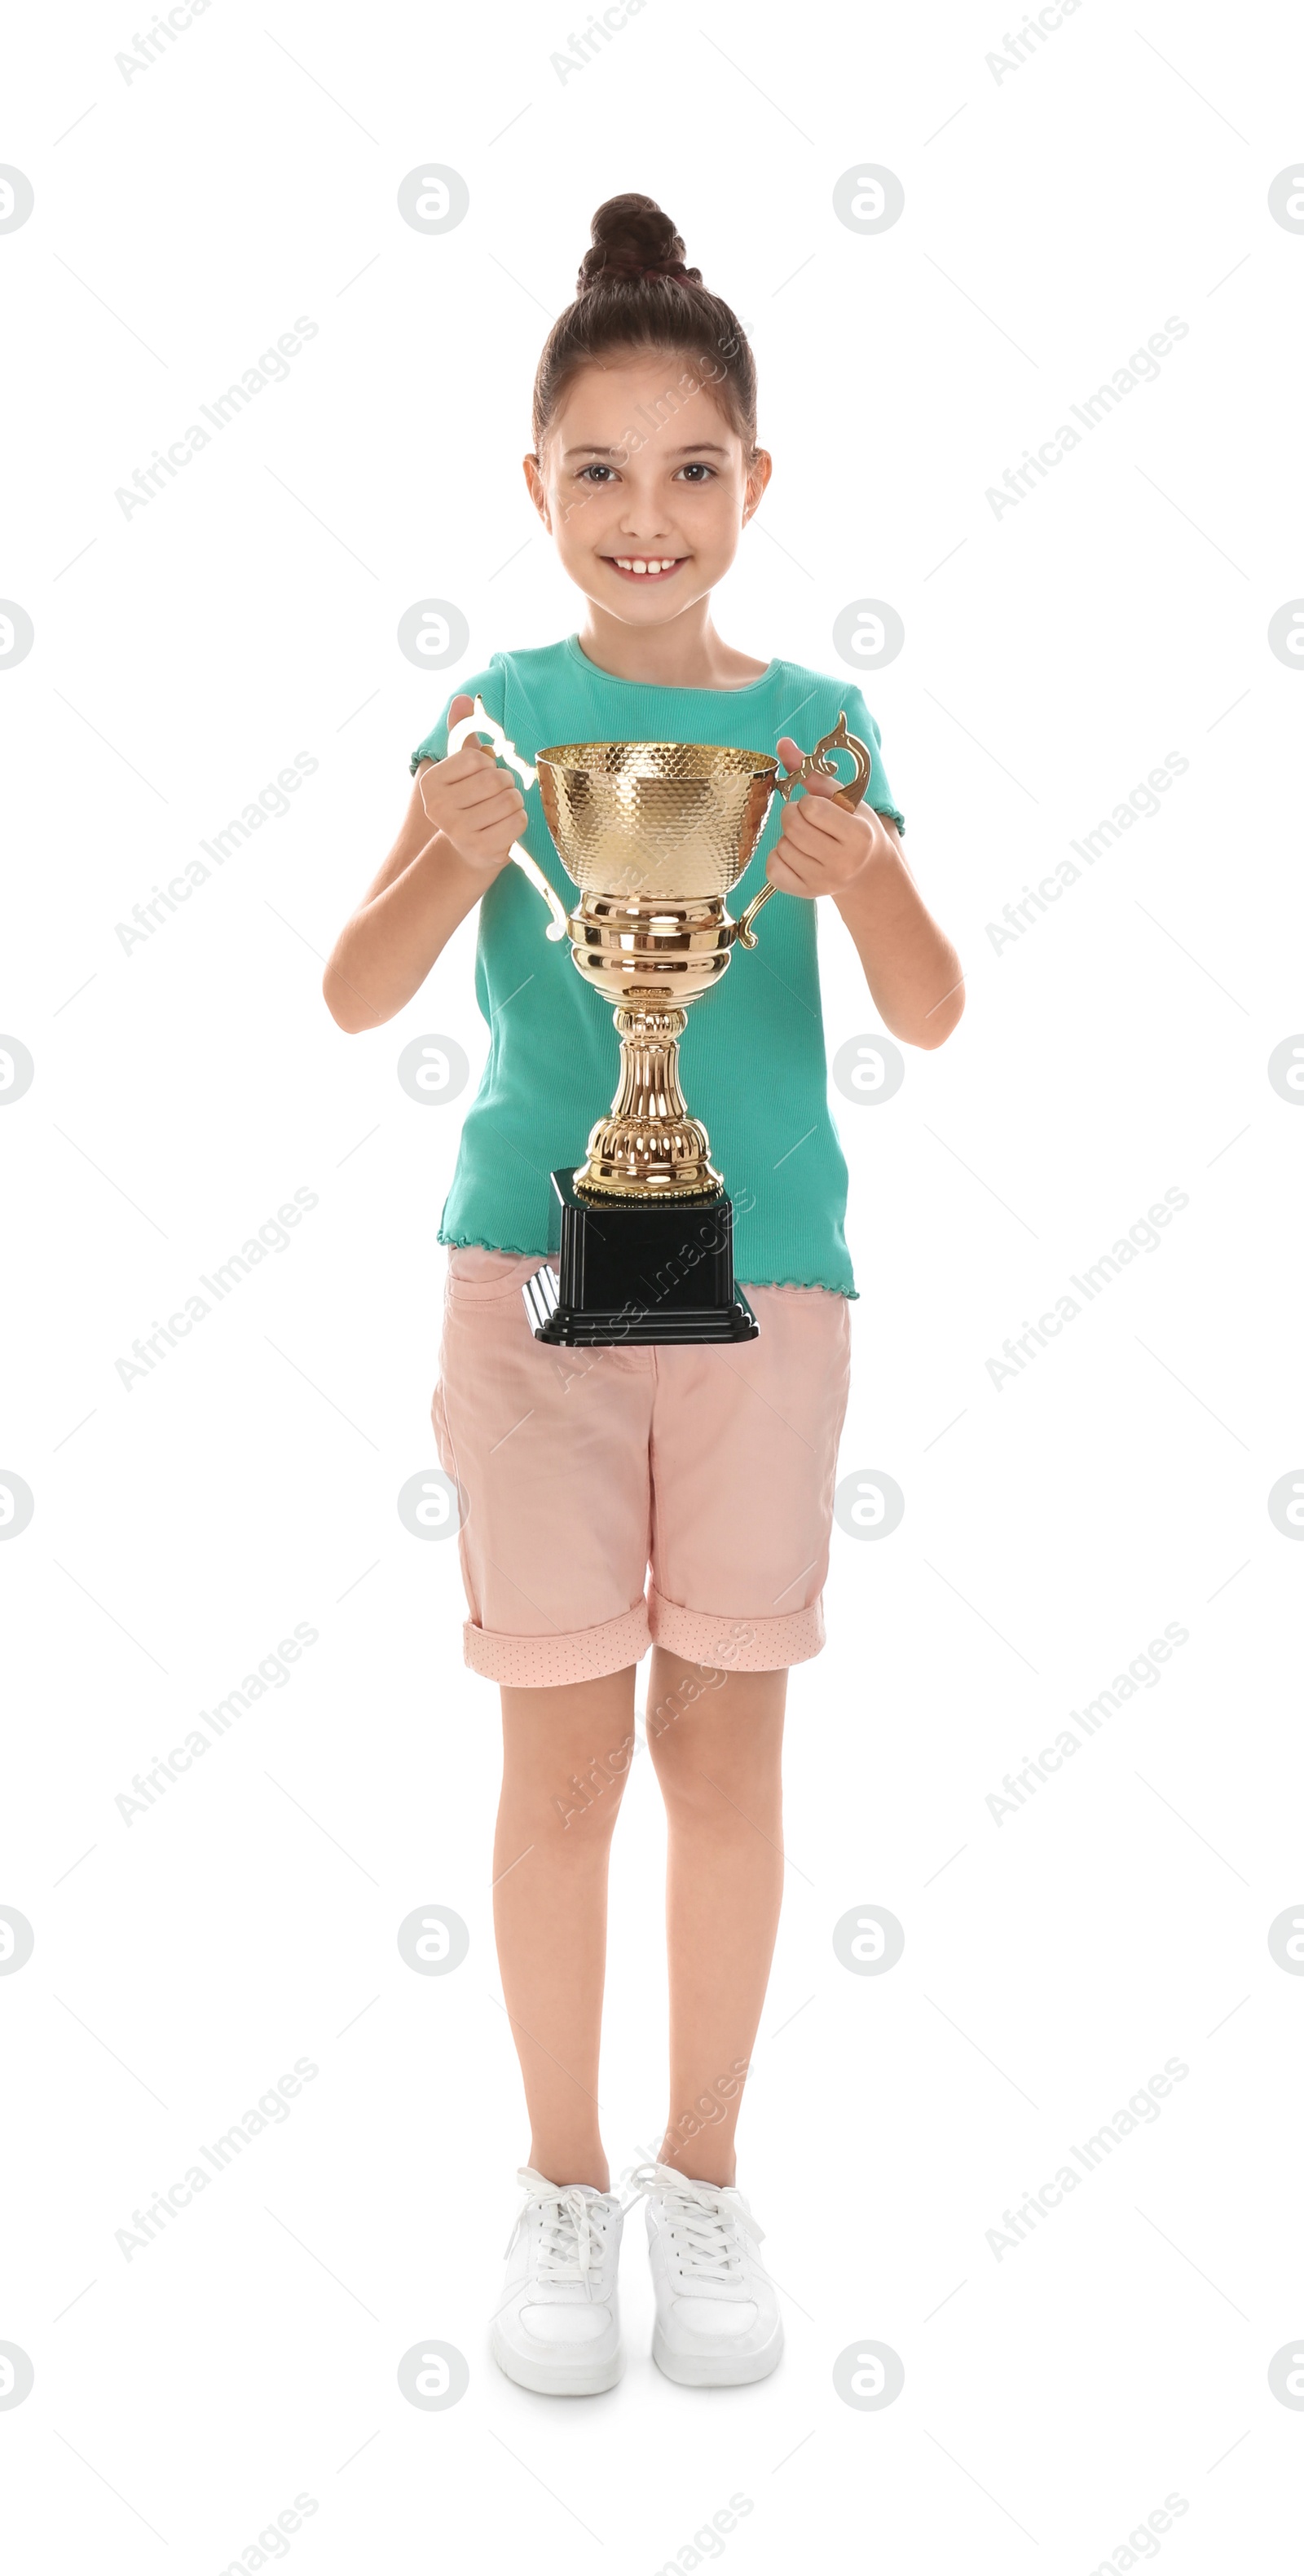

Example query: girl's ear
[522,452,550,528]
[742,448,773,526]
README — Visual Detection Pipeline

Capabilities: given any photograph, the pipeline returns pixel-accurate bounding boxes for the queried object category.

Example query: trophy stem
[575,1005,721,1199]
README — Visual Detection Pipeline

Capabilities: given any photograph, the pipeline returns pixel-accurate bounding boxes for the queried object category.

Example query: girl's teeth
[614,558,676,574]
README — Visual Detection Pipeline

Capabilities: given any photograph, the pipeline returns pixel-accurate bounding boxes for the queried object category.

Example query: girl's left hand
[768,734,898,898]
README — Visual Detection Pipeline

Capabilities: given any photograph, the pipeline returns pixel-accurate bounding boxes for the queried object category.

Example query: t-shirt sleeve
[409,659,504,774]
[836,681,904,834]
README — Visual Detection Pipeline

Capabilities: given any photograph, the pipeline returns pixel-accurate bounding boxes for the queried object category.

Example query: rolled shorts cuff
[647,1587,827,1673]
[462,1599,652,1689]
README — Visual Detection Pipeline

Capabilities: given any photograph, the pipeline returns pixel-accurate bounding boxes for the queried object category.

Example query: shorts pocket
[445,1246,553,1303]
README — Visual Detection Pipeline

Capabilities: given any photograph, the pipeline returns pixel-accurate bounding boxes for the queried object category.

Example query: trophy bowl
[535,721,871,1196]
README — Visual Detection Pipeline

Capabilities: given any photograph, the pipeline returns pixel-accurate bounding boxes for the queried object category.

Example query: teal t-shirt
[410,636,903,1295]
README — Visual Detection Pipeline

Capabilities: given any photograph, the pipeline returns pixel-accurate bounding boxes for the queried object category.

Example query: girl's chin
[584,577,706,624]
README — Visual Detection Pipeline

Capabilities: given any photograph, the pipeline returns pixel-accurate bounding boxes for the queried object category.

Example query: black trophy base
[523,1170,759,1347]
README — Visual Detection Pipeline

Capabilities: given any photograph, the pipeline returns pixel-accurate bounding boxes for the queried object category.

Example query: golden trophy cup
[443,702,873,1345]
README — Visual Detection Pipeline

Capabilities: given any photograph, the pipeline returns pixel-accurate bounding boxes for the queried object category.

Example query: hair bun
[576,192,703,294]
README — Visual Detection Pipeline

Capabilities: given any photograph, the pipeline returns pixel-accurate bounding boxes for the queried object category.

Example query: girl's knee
[652,1734,782,1824]
[548,1745,634,1835]
[504,1721,637,1837]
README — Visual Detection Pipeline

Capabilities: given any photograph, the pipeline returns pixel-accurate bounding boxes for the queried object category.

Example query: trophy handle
[734,882,778,948]
[443,699,570,941]
[793,711,874,809]
[504,845,571,941]
[735,713,874,948]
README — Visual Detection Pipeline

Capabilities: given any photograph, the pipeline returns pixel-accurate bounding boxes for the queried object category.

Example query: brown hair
[531,193,758,459]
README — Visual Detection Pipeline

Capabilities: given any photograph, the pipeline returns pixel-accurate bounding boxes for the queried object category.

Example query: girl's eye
[579,464,615,484]
[676,462,715,483]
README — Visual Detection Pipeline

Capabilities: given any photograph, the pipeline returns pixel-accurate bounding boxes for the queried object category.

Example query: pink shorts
[431,1246,852,1688]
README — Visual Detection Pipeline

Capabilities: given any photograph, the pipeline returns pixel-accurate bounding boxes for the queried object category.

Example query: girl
[324,194,963,2397]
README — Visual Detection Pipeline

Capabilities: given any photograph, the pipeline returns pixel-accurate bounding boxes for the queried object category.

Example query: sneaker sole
[651,2322,784,2389]
[491,2322,623,2398]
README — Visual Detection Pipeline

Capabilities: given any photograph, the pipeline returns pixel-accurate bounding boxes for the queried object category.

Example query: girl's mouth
[602,556,685,582]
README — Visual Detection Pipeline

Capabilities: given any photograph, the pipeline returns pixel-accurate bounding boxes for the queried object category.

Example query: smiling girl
[324,193,963,2397]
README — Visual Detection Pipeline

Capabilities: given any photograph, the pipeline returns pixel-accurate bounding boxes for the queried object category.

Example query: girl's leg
[645,1644,787,2186]
[493,1665,637,2191]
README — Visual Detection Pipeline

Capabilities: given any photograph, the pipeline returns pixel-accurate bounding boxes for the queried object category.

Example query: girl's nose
[618,507,675,540]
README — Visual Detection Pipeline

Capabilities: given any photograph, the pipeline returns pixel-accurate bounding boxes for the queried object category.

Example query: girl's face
[525,352,771,629]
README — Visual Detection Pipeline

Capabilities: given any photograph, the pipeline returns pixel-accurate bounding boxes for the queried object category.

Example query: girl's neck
[575,598,769,691]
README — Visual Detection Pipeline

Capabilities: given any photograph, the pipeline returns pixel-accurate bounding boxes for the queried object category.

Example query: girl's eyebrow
[562,442,730,460]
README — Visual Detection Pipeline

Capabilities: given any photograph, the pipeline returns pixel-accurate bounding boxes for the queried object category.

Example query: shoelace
[626,2163,765,2283]
[510,2168,606,2288]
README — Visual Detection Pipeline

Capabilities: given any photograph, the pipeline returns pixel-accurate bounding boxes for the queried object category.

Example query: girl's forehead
[547,358,741,450]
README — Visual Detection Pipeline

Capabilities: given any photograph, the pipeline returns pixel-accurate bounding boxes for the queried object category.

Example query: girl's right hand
[416,693,528,877]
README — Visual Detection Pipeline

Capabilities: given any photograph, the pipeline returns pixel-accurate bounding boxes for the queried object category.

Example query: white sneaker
[631,2163,783,2387]
[491,2168,624,2397]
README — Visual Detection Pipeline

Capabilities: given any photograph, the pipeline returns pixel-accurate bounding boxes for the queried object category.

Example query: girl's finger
[768,848,819,896]
[453,763,522,809]
[438,742,503,786]
[789,784,852,833]
[782,801,853,858]
[469,806,528,844]
[439,807,522,857]
[778,807,832,859]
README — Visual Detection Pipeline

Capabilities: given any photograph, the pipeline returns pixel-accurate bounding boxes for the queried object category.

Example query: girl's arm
[323,696,526,1034]
[770,735,964,1050]
[830,817,965,1050]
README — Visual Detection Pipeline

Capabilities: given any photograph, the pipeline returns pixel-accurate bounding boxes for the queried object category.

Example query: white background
[2,0,1304,2567]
